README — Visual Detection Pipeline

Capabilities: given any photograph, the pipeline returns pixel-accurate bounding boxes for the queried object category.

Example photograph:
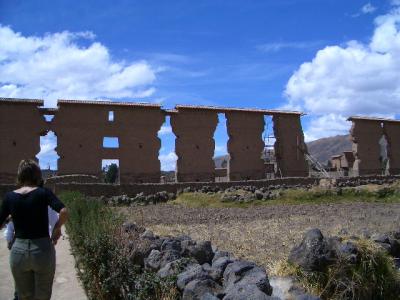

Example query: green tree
[104,163,119,183]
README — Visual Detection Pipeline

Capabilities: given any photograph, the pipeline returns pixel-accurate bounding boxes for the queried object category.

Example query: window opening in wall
[108,111,114,122]
[101,159,120,184]
[213,113,229,182]
[103,137,119,148]
[379,132,389,175]
[36,131,59,174]
[158,116,177,182]
[263,115,276,179]
[43,115,54,122]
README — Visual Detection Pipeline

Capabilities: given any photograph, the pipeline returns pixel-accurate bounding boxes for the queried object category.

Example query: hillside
[307,134,352,164]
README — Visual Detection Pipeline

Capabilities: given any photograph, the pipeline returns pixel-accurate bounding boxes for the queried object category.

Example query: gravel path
[0,228,87,300]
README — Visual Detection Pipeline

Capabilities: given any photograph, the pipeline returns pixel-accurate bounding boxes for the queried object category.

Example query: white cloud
[159,151,177,171]
[36,132,59,169]
[0,25,157,107]
[361,3,377,14]
[215,144,227,155]
[158,125,173,136]
[257,41,322,52]
[284,7,400,140]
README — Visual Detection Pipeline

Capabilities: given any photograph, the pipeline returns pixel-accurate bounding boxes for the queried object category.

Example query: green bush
[61,192,179,300]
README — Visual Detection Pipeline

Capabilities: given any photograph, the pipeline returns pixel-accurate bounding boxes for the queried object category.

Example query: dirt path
[0,228,87,300]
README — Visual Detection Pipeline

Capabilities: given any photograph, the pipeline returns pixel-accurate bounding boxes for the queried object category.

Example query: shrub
[276,239,400,300]
[61,192,179,300]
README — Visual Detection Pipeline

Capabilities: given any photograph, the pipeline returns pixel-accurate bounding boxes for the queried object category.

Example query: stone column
[383,122,400,175]
[0,99,47,183]
[226,112,265,181]
[171,109,218,182]
[273,114,308,177]
[350,119,383,176]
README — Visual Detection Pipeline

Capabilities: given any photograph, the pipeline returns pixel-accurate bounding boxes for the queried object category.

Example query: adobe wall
[53,102,164,183]
[0,99,47,183]
[226,112,265,180]
[171,109,218,182]
[350,120,383,176]
[273,114,308,177]
[383,122,400,175]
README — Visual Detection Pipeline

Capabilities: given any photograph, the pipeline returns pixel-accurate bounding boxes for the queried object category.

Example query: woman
[0,160,68,300]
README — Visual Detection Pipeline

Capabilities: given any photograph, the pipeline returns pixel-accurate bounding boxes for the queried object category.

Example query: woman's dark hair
[16,159,43,187]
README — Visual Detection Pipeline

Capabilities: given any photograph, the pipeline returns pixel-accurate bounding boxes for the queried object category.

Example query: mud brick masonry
[2,97,398,184]
[0,97,313,183]
[349,116,400,176]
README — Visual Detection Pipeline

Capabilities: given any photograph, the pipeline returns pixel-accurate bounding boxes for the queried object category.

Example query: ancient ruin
[349,116,400,176]
[0,97,311,183]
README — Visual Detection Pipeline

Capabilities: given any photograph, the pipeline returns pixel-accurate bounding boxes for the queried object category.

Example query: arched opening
[36,131,59,179]
[263,115,276,178]
[158,116,177,182]
[213,113,229,182]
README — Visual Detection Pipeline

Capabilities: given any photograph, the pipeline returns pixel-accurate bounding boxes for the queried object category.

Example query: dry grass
[122,200,400,273]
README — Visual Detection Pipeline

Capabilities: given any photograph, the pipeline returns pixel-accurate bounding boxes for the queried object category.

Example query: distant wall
[226,112,265,181]
[273,114,308,177]
[0,99,46,182]
[383,122,400,175]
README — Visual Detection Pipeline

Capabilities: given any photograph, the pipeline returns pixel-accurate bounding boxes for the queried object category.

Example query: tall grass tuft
[61,191,179,300]
[275,239,400,300]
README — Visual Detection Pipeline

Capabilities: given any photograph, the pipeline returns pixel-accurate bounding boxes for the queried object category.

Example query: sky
[1,0,400,170]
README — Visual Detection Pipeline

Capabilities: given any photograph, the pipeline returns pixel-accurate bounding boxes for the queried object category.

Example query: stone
[177,264,213,290]
[144,249,181,271]
[128,238,163,267]
[255,190,264,200]
[223,284,276,300]
[181,240,214,264]
[210,256,235,281]
[182,279,223,300]
[141,229,155,240]
[295,295,321,300]
[212,250,233,263]
[288,229,337,272]
[121,222,145,234]
[161,238,182,252]
[157,258,198,278]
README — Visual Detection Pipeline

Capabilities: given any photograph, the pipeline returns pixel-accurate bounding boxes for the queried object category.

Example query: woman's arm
[51,207,68,245]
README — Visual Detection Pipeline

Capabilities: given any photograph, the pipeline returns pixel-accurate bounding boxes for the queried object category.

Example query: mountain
[307,134,352,164]
[213,134,352,167]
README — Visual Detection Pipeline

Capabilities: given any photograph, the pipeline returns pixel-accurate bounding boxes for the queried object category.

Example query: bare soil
[124,202,400,272]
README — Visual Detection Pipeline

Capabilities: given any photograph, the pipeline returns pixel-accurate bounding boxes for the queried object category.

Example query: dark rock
[144,249,181,271]
[223,284,276,300]
[255,190,264,200]
[212,251,233,264]
[181,240,214,264]
[161,238,182,252]
[288,229,337,272]
[157,258,197,278]
[210,256,235,281]
[128,238,162,267]
[177,264,212,290]
[141,229,155,240]
[182,279,223,300]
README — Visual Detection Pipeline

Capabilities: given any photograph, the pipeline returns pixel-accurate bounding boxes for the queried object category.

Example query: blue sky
[1,0,400,170]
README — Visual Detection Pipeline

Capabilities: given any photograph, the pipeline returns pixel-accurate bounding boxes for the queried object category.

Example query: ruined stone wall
[171,109,218,182]
[273,114,308,177]
[53,101,164,183]
[350,120,383,176]
[383,122,400,175]
[0,99,47,183]
[226,112,265,180]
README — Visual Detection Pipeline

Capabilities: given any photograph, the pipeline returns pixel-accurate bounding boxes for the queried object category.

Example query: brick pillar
[273,114,308,177]
[226,112,265,181]
[350,119,383,176]
[171,109,218,182]
[383,122,400,175]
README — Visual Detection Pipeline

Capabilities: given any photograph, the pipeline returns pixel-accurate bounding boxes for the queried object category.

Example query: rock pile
[101,191,176,206]
[122,222,278,299]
